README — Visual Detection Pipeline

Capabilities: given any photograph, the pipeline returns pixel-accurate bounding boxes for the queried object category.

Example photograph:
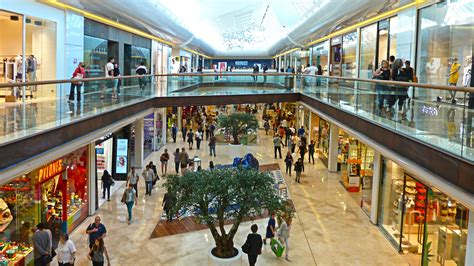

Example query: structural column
[177,107,183,131]
[466,211,474,266]
[134,118,144,168]
[88,143,97,214]
[370,150,381,224]
[161,108,167,145]
[328,123,339,172]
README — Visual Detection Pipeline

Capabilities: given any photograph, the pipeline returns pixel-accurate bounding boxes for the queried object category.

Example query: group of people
[242,214,293,265]
[68,57,148,102]
[373,55,415,116]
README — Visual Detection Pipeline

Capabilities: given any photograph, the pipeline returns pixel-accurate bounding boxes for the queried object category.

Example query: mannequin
[27,55,37,92]
[463,56,472,88]
[446,57,461,103]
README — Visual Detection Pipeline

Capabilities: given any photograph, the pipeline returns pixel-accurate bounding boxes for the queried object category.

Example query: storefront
[143,111,164,158]
[311,40,329,75]
[378,158,469,265]
[0,9,57,101]
[0,146,88,264]
[341,32,358,78]
[329,36,342,76]
[316,118,330,167]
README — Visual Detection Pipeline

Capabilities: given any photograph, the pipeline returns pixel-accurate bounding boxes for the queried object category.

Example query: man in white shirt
[142,165,156,196]
[136,61,148,93]
[303,63,317,87]
[127,167,140,197]
[102,57,117,99]
[195,130,203,150]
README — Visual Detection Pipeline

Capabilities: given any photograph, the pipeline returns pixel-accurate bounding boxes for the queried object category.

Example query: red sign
[38,159,64,183]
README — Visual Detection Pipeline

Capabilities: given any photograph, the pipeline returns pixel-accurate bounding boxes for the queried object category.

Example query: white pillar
[161,108,167,145]
[134,118,144,168]
[328,123,339,172]
[370,150,381,224]
[88,143,97,214]
[177,107,183,130]
[283,55,287,69]
[466,211,474,266]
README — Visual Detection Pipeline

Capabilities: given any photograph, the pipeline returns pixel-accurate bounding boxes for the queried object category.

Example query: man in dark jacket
[243,224,263,266]
[33,223,51,266]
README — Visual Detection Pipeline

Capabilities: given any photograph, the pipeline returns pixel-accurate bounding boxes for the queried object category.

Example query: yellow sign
[38,159,64,183]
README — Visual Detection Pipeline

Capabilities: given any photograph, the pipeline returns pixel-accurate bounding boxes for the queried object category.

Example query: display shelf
[0,242,33,266]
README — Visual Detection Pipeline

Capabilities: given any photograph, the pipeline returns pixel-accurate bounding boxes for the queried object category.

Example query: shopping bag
[270,238,285,257]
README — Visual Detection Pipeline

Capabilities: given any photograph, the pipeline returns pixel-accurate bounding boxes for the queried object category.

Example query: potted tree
[164,168,284,265]
[218,113,259,158]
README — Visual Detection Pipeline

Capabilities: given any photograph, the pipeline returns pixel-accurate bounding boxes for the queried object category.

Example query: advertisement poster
[116,139,128,174]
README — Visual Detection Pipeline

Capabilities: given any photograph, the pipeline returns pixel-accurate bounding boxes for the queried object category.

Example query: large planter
[208,247,242,266]
[228,143,244,159]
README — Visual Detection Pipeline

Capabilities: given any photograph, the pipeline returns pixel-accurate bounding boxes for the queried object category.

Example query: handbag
[241,241,250,254]
[42,254,53,264]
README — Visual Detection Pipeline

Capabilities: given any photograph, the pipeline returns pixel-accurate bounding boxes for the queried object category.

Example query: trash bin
[284,76,294,89]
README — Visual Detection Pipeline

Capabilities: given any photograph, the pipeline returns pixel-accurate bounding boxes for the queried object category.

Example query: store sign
[38,159,64,183]
[235,61,248,66]
[115,139,128,174]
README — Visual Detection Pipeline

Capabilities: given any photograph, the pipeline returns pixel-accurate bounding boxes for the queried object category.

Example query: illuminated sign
[38,159,64,183]
[115,139,128,174]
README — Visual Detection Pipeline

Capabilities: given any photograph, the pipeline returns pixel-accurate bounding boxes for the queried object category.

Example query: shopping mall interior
[0,0,473,265]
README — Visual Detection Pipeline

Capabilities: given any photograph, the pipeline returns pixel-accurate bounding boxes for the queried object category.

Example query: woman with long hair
[88,238,110,266]
[101,170,112,201]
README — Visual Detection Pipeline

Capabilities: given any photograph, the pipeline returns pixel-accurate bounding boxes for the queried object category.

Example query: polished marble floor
[67,130,409,266]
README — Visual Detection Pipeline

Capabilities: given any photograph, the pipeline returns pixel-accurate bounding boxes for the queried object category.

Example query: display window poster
[116,139,128,174]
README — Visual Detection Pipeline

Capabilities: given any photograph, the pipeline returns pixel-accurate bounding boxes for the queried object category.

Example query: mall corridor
[67,128,408,266]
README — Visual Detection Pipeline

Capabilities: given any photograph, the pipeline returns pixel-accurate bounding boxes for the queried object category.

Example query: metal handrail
[0,73,472,93]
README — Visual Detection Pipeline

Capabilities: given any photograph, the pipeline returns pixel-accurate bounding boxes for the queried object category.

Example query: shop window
[0,11,23,85]
[84,35,108,78]
[312,40,329,75]
[359,24,377,79]
[416,1,474,97]
[341,32,357,78]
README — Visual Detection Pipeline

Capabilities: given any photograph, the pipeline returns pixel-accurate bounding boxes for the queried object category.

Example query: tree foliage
[164,168,284,258]
[218,113,259,145]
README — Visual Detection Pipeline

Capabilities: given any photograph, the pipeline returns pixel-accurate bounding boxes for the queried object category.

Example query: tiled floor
[67,129,409,266]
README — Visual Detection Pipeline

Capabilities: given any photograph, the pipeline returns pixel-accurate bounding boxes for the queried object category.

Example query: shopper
[391,58,411,115]
[181,126,187,142]
[136,61,148,93]
[162,189,175,222]
[263,213,276,245]
[263,120,270,135]
[298,143,306,161]
[372,60,391,112]
[32,223,51,266]
[171,124,178,143]
[179,148,189,174]
[113,63,121,96]
[252,64,259,82]
[142,165,156,196]
[56,233,76,266]
[102,57,115,99]
[86,216,107,249]
[127,167,139,197]
[273,134,283,159]
[284,152,293,176]
[187,129,194,150]
[101,170,113,201]
[209,135,217,157]
[291,135,299,153]
[173,148,180,174]
[308,140,315,164]
[242,224,263,266]
[195,130,202,150]
[316,65,323,86]
[122,183,137,225]
[209,161,215,170]
[278,217,292,262]
[160,149,170,176]
[297,126,305,137]
[68,62,85,102]
[88,238,111,266]
[294,158,304,183]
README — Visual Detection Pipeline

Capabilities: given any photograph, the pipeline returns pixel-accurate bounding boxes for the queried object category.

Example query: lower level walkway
[68,129,408,265]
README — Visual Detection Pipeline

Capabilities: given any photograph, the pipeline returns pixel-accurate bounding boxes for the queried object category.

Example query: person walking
[297,126,305,137]
[294,158,304,183]
[195,130,202,150]
[113,63,121,96]
[179,148,189,174]
[68,62,85,102]
[56,233,76,266]
[242,224,263,266]
[263,213,276,245]
[135,61,148,93]
[121,183,137,225]
[86,216,107,249]
[88,238,111,266]
[308,140,315,164]
[298,143,306,161]
[102,57,116,99]
[391,58,411,115]
[181,126,187,142]
[162,189,175,222]
[187,129,194,150]
[263,120,270,135]
[273,134,283,159]
[209,161,215,170]
[171,124,178,143]
[278,217,292,262]
[32,223,51,266]
[127,167,139,197]
[160,149,170,176]
[373,60,391,112]
[284,152,293,176]
[101,170,113,201]
[252,64,259,82]
[142,165,156,196]
[173,148,180,174]
[208,135,217,157]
